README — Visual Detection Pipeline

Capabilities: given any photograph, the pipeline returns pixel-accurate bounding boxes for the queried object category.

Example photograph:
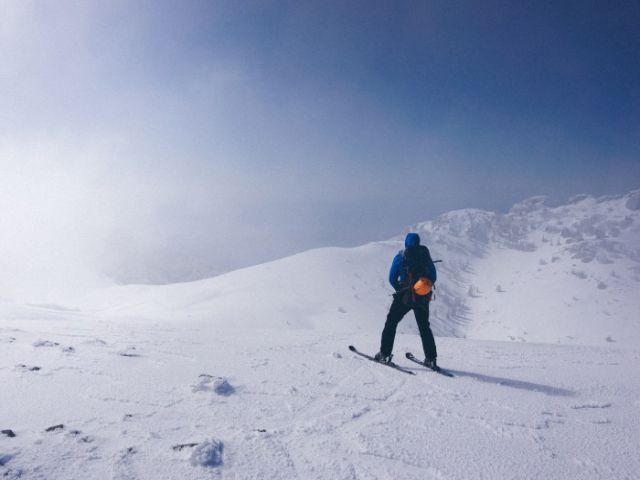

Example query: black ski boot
[423,357,438,369]
[374,352,393,364]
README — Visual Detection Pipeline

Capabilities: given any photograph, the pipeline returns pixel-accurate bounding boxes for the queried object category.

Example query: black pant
[380,294,437,360]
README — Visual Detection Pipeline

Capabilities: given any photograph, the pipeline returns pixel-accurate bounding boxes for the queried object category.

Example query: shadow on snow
[445,369,575,397]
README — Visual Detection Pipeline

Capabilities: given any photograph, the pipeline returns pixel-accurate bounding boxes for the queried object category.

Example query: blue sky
[1,1,639,286]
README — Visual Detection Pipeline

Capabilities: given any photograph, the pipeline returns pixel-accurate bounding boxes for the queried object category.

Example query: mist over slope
[75,190,640,348]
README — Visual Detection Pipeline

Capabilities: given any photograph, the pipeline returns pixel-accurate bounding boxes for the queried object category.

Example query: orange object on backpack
[413,277,432,296]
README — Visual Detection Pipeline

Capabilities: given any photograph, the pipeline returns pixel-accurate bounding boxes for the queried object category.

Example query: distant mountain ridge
[77,190,640,348]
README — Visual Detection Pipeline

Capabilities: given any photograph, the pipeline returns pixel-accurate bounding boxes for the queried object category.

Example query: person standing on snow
[375,233,438,368]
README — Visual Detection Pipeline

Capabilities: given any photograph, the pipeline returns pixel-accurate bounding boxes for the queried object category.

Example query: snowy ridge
[402,190,640,347]
[76,190,640,347]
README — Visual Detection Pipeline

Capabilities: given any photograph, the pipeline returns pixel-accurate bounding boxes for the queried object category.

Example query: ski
[348,345,416,375]
[405,352,455,377]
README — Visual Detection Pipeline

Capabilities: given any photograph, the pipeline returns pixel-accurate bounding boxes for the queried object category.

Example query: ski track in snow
[2,314,639,480]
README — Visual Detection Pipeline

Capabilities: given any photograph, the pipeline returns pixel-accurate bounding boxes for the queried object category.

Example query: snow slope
[2,190,640,479]
[75,190,640,347]
[405,191,640,347]
[1,308,639,479]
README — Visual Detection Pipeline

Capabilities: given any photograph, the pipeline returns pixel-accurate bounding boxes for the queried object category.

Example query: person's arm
[388,254,402,290]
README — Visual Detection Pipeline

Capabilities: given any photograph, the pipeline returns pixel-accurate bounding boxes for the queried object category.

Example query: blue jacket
[389,233,437,291]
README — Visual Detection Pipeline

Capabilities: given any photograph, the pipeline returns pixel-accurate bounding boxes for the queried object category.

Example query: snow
[2,316,639,479]
[1,190,639,479]
[189,439,224,467]
[407,190,640,347]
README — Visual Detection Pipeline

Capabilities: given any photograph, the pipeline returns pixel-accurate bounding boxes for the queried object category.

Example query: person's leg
[380,295,411,356]
[414,303,437,360]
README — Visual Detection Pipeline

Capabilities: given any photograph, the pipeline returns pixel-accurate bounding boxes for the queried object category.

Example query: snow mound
[189,439,224,467]
[192,375,235,396]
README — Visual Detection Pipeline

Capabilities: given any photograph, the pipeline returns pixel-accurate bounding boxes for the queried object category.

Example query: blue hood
[404,233,420,247]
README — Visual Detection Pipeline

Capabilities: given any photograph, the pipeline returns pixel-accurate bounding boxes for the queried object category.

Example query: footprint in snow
[63,428,94,443]
[112,446,138,480]
[251,358,269,368]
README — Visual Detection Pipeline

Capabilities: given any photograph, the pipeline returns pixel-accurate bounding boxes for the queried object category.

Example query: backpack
[401,245,432,282]
[399,245,434,305]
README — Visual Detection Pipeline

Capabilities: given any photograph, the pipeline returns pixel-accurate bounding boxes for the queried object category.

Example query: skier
[375,233,438,368]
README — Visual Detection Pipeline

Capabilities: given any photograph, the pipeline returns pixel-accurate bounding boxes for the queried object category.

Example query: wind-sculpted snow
[401,190,640,347]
